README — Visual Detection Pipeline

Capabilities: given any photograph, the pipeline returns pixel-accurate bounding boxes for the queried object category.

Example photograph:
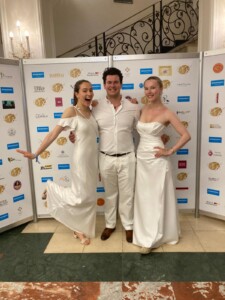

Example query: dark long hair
[73,79,91,106]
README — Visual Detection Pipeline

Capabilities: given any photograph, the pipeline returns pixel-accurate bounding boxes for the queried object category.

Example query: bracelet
[33,153,40,164]
[170,148,175,154]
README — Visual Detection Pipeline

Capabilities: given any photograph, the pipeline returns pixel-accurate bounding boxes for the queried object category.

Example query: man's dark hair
[102,67,123,84]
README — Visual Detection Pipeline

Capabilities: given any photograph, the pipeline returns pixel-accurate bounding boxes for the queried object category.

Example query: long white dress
[133,121,180,248]
[46,114,99,238]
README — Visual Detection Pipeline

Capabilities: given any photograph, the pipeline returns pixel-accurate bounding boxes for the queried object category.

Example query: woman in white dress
[17,80,99,245]
[133,76,191,254]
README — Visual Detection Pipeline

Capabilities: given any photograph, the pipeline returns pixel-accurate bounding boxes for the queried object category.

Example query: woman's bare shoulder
[61,106,77,118]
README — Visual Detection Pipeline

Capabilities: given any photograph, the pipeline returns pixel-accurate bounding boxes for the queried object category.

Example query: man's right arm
[69,131,76,143]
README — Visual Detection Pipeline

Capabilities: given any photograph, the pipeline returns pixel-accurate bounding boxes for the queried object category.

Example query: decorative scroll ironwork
[60,0,198,57]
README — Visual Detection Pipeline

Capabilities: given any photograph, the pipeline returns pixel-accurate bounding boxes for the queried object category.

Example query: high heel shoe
[73,231,90,245]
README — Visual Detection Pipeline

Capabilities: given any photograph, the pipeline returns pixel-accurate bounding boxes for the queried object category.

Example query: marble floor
[1,213,225,299]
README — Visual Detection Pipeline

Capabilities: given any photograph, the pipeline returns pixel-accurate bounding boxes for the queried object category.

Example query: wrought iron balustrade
[58,0,198,58]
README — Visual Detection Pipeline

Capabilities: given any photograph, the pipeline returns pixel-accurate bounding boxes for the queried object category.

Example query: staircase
[58,0,199,58]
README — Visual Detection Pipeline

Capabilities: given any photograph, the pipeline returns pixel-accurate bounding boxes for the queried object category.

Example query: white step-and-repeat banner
[0,59,33,232]
[200,49,225,218]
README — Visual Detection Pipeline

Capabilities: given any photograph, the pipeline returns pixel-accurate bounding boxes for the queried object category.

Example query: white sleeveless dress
[46,114,99,238]
[133,121,180,248]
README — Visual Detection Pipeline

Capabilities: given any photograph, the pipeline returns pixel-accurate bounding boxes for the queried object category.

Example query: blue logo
[41,177,53,182]
[211,80,224,87]
[32,72,45,78]
[0,213,9,221]
[177,96,190,103]
[97,187,105,193]
[54,112,63,119]
[139,83,144,88]
[177,149,189,155]
[58,164,70,170]
[207,188,220,196]
[0,159,2,165]
[122,84,134,90]
[177,198,188,204]
[140,68,153,75]
[92,84,101,90]
[97,137,99,143]
[13,194,25,202]
[209,137,222,143]
[7,143,19,150]
[37,127,49,133]
[0,87,14,94]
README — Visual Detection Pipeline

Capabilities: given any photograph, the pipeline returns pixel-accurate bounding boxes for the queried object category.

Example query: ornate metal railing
[58,0,198,57]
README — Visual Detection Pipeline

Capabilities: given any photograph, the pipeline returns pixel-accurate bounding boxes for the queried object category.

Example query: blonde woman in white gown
[133,76,191,254]
[17,80,99,245]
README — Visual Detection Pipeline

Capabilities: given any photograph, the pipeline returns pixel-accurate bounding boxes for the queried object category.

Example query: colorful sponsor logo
[97,187,105,193]
[140,68,153,75]
[37,127,49,133]
[14,180,22,190]
[177,96,190,102]
[211,80,224,87]
[54,112,63,119]
[13,194,25,202]
[55,97,63,106]
[177,198,188,204]
[92,84,101,90]
[122,84,134,90]
[208,137,222,143]
[207,188,220,196]
[0,87,14,93]
[32,72,44,78]
[0,213,9,221]
[41,177,53,182]
[40,165,52,170]
[58,164,70,170]
[178,160,187,168]
[2,100,15,109]
[208,150,222,157]
[177,149,189,155]
[7,143,19,150]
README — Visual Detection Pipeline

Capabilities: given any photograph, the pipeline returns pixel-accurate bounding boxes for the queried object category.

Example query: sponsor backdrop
[0,59,33,232]
[2,52,224,230]
[200,49,225,218]
[113,54,200,210]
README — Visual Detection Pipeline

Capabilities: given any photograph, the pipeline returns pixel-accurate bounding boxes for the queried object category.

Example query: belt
[100,151,131,157]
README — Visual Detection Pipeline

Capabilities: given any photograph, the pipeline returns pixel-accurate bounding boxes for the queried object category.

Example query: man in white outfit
[70,67,140,242]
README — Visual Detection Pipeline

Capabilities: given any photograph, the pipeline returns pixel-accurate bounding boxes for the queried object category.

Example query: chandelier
[9,21,31,59]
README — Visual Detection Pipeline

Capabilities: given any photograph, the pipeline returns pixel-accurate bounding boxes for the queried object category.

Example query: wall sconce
[9,20,31,59]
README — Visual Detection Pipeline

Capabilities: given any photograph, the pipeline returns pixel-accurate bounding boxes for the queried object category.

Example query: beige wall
[47,0,155,57]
